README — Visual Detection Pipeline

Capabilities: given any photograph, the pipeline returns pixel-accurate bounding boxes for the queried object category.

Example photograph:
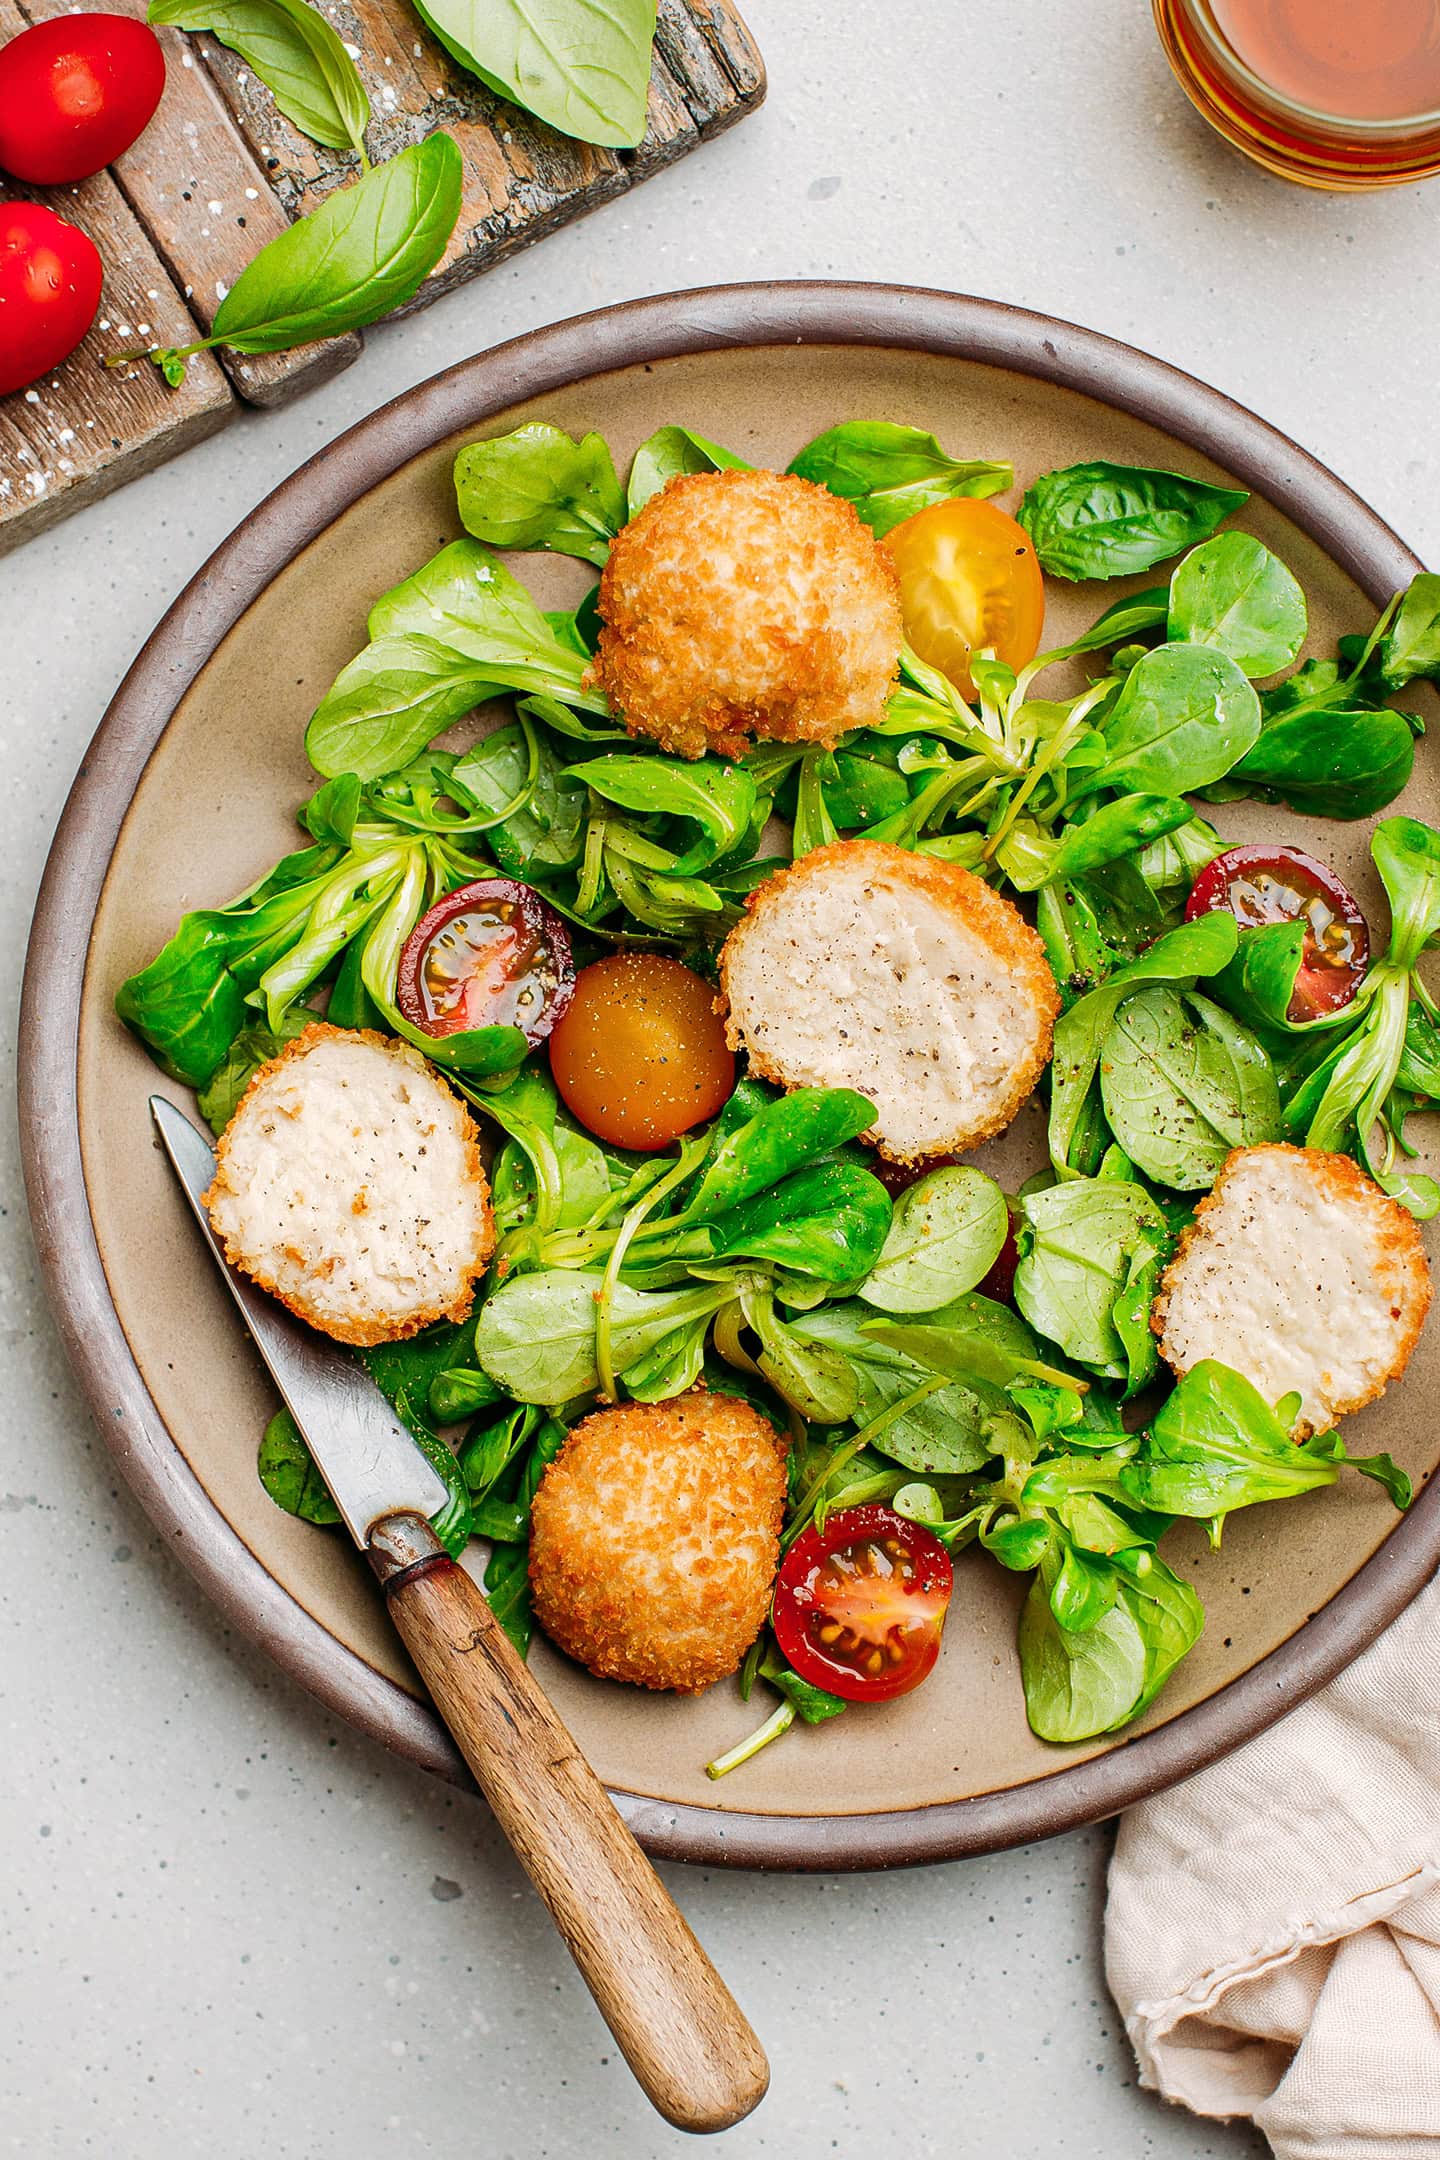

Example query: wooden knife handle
[369,1515,769,2135]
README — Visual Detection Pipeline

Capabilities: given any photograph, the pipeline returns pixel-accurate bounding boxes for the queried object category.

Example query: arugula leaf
[859,1165,1009,1314]
[626,426,747,516]
[453,423,625,566]
[1168,532,1307,677]
[787,422,1012,538]
[1099,986,1281,1190]
[148,0,370,155]
[1018,462,1248,582]
[413,0,657,148]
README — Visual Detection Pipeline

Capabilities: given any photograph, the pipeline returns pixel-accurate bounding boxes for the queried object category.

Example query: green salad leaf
[1018,462,1248,582]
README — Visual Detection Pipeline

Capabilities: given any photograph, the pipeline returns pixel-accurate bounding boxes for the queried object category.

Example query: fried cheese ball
[719,838,1060,1164]
[528,1388,789,1693]
[1153,1143,1431,1439]
[204,1022,494,1348]
[592,467,903,760]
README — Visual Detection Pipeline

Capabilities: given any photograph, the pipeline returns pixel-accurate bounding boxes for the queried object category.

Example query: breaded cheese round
[528,1388,789,1694]
[718,838,1060,1165]
[204,1022,494,1348]
[592,467,903,760]
[1153,1143,1432,1439]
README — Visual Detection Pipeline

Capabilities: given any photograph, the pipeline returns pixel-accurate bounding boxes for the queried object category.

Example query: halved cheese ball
[204,1022,494,1348]
[718,839,1060,1164]
[1153,1143,1431,1438]
[528,1389,788,1694]
[592,467,903,760]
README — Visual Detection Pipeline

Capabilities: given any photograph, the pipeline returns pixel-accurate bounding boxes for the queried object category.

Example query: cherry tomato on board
[548,952,734,1150]
[0,14,164,185]
[1185,843,1369,1023]
[883,496,1045,701]
[773,1503,954,1704]
[396,879,574,1046]
[0,202,102,397]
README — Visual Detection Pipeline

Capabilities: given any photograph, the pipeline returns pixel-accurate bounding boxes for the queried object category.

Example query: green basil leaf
[859,1165,1008,1314]
[453,422,625,567]
[148,0,369,154]
[257,1408,341,1524]
[211,133,462,352]
[787,421,1013,538]
[1168,532,1307,677]
[413,0,657,148]
[1018,462,1248,582]
[626,425,748,516]
[1099,986,1281,1190]
[1096,643,1261,795]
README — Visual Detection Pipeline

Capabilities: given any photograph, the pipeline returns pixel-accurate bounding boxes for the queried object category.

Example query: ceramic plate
[23,283,1440,1869]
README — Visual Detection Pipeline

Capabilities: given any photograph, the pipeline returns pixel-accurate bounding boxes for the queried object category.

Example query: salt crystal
[244,187,259,200]
[208,200,223,214]
[215,280,229,299]
[23,389,39,405]
[181,49,193,65]
[137,323,152,336]
[58,428,75,444]
[343,39,360,57]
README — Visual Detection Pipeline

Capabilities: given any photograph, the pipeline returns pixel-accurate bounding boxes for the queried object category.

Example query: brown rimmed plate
[22,282,1440,1871]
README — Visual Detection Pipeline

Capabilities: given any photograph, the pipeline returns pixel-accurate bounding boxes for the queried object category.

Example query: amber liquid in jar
[1154,0,1440,188]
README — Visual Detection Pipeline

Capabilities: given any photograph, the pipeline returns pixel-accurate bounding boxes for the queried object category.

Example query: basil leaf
[1228,701,1415,820]
[627,425,747,516]
[1168,532,1307,677]
[257,1408,341,1524]
[1019,462,1248,582]
[1096,643,1261,795]
[787,422,1013,538]
[148,0,369,154]
[413,0,657,149]
[211,133,461,352]
[859,1165,1009,1314]
[453,422,625,567]
[1099,986,1281,1190]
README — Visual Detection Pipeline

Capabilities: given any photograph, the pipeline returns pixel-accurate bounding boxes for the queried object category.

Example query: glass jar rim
[1180,0,1440,135]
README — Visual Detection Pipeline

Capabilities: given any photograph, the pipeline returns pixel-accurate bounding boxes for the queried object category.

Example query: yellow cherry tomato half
[884,496,1045,699]
[548,953,734,1150]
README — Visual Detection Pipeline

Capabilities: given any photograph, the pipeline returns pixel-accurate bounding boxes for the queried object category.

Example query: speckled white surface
[4,2,1437,2151]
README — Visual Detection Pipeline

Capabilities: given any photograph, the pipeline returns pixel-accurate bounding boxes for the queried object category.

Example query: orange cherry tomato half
[773,1503,953,1704]
[396,878,574,1045]
[547,952,734,1150]
[884,496,1045,700]
[1185,843,1368,1023]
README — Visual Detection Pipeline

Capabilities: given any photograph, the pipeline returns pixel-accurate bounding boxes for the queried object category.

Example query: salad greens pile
[118,412,1440,1763]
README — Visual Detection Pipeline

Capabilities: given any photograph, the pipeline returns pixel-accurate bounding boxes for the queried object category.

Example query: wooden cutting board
[0,0,763,554]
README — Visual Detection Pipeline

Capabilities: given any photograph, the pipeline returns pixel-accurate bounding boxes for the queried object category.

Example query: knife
[151,1095,769,2134]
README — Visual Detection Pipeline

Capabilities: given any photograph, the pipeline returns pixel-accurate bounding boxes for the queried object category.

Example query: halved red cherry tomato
[548,952,733,1150]
[397,879,573,1045]
[0,14,164,185]
[884,496,1045,700]
[1185,843,1368,1022]
[773,1503,953,1703]
[0,202,102,396]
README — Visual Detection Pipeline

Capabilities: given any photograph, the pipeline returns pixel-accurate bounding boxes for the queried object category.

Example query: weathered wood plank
[0,0,233,556]
[17,0,360,407]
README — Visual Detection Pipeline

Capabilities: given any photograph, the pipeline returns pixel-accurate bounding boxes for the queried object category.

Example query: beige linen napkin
[1106,1568,1440,2158]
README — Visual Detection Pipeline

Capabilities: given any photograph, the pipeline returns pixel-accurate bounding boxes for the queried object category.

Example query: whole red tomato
[0,14,164,185]
[0,204,103,396]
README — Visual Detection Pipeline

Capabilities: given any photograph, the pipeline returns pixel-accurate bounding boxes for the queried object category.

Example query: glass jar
[1153,0,1440,190]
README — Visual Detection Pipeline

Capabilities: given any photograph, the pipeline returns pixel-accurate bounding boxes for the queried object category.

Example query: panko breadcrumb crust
[528,1388,789,1694]
[717,838,1061,1164]
[1153,1142,1431,1439]
[591,466,903,760]
[203,1021,494,1349]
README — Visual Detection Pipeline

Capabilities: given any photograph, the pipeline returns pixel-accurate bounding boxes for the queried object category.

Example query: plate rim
[22,277,1438,1872]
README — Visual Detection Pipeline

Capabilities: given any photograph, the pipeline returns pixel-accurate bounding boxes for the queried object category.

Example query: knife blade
[150,1095,449,1544]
